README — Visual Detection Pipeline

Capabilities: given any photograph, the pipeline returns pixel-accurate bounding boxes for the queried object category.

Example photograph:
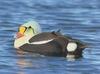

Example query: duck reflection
[16,49,33,74]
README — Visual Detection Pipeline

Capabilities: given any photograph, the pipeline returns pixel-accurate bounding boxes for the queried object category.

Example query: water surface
[0,0,100,74]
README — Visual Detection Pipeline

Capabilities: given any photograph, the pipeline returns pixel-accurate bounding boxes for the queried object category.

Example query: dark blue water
[0,0,100,74]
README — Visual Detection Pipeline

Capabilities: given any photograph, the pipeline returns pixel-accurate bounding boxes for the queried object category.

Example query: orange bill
[16,32,24,39]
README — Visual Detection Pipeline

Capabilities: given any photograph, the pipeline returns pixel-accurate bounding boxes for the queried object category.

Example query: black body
[19,32,86,58]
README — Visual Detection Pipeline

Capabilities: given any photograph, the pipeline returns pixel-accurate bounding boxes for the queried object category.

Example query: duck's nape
[14,21,42,48]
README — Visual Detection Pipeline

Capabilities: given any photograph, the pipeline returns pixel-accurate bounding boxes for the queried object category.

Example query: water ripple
[0,0,100,74]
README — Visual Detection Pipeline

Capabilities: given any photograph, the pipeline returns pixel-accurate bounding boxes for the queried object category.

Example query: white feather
[14,36,32,48]
[66,54,75,58]
[30,39,54,45]
[67,42,77,52]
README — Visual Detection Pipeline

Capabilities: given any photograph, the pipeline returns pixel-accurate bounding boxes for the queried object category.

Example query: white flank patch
[30,39,54,45]
[66,54,75,61]
[66,54,75,58]
[67,42,77,52]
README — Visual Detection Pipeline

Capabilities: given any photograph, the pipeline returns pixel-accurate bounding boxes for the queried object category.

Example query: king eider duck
[14,21,87,58]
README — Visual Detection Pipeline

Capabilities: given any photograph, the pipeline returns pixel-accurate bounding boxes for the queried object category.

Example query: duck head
[14,21,41,49]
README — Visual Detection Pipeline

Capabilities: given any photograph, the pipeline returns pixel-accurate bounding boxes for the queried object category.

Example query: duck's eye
[67,42,77,52]
[28,26,35,33]
[28,26,31,28]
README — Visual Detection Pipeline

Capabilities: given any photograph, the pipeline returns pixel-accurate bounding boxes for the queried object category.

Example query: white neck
[14,35,32,49]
